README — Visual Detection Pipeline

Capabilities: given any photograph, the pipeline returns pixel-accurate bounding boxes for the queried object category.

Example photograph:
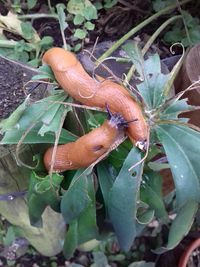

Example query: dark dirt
[0,56,47,119]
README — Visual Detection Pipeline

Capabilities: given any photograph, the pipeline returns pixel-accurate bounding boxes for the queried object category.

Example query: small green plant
[152,0,200,46]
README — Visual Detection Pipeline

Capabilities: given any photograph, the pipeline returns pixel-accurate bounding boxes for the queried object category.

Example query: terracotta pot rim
[178,238,200,267]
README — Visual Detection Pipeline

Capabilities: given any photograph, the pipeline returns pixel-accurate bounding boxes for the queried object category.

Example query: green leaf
[73,14,85,25]
[56,4,68,32]
[63,170,98,258]
[84,21,95,30]
[156,124,200,208]
[61,171,91,224]
[27,0,37,9]
[97,162,114,213]
[21,22,34,40]
[137,71,169,110]
[74,43,82,52]
[32,65,55,80]
[160,98,194,120]
[0,96,30,133]
[67,0,84,15]
[141,171,168,222]
[83,2,97,20]
[0,127,76,144]
[122,42,144,79]
[63,220,78,258]
[39,36,54,50]
[104,0,118,9]
[93,251,110,266]
[74,28,87,39]
[154,201,198,253]
[108,147,143,251]
[38,103,72,136]
[28,172,63,227]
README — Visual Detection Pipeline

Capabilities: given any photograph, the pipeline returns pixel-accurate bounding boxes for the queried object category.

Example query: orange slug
[43,112,127,172]
[42,47,148,146]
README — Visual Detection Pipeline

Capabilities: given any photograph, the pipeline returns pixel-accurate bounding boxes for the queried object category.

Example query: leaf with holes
[108,147,143,251]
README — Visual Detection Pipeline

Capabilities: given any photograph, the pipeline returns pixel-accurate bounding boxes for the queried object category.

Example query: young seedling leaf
[108,147,143,251]
[154,200,198,253]
[156,124,200,208]
[56,4,68,32]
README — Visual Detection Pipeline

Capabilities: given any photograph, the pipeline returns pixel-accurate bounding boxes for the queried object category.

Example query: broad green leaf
[141,171,168,221]
[108,147,143,251]
[0,96,30,133]
[97,162,114,213]
[123,42,144,79]
[0,127,76,144]
[155,200,198,253]
[143,53,161,75]
[137,72,169,109]
[61,172,91,224]
[63,220,78,259]
[160,98,194,120]
[156,124,200,207]
[28,172,63,226]
[12,92,67,131]
[63,170,98,258]
[107,139,131,170]
[38,104,72,136]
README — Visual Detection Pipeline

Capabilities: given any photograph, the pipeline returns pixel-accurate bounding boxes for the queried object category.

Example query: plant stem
[18,14,58,20]
[97,0,192,63]
[125,15,182,83]
[0,40,17,48]
[0,39,35,50]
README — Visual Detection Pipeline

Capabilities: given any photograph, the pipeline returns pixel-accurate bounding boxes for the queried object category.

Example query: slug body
[43,48,148,145]
[44,115,124,172]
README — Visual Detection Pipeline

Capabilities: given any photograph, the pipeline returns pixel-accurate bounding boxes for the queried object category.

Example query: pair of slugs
[42,47,148,172]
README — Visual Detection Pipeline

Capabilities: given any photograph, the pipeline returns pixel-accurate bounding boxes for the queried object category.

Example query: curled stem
[97,0,192,63]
